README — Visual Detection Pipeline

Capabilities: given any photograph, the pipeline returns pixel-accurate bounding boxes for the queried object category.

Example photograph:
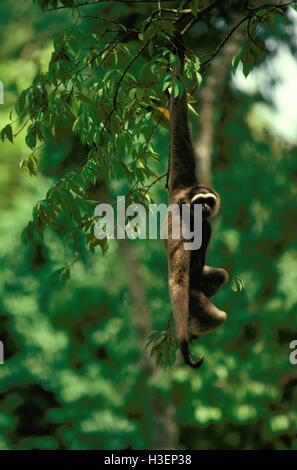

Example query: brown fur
[167,35,228,369]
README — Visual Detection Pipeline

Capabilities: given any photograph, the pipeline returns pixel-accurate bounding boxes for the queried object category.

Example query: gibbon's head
[171,185,220,219]
[189,185,220,219]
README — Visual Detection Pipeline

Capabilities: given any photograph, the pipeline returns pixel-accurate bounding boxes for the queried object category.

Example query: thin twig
[201,15,248,70]
[141,172,168,201]
[113,40,150,111]
[97,39,150,153]
[181,0,220,35]
[199,1,294,72]
[110,172,168,208]
[249,1,295,12]
[247,16,269,52]
[181,0,294,35]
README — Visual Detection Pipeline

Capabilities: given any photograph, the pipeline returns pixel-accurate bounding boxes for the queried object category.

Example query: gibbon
[167,35,229,369]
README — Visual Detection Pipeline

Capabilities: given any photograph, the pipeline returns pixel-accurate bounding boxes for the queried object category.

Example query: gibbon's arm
[169,36,197,194]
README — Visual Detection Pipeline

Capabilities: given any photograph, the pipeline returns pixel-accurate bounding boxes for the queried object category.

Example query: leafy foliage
[7,25,201,257]
[144,317,179,369]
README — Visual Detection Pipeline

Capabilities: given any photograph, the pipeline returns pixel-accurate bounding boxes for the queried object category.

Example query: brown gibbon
[166,35,229,369]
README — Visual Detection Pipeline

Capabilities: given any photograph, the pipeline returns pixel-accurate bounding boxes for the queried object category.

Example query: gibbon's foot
[189,290,227,335]
[180,340,204,369]
[199,266,229,298]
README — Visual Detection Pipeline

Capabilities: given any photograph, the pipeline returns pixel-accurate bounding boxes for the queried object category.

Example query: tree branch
[180,0,220,35]
[181,0,295,35]
[49,0,181,10]
[199,1,294,72]
[113,40,149,111]
[249,1,295,12]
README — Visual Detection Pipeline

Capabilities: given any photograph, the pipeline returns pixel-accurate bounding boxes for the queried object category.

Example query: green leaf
[50,267,65,281]
[28,155,38,176]
[27,222,35,246]
[231,275,245,293]
[162,80,171,92]
[25,126,37,149]
[241,46,255,78]
[173,81,179,98]
[195,57,200,72]
[196,72,202,88]
[191,0,199,16]
[144,330,159,349]
[21,227,28,245]
[148,40,154,57]
[232,53,241,75]
[1,124,13,143]
[34,217,44,239]
[188,102,199,117]
[99,237,109,256]
[154,21,175,37]
[15,90,27,117]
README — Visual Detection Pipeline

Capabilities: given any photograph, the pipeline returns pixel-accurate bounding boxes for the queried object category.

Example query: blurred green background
[0,0,297,450]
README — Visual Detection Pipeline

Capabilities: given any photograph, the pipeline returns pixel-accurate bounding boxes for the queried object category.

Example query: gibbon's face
[189,185,220,219]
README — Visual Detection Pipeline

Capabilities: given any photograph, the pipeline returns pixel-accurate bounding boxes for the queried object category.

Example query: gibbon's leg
[188,290,227,336]
[199,265,229,298]
[188,264,228,341]
[168,244,204,369]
